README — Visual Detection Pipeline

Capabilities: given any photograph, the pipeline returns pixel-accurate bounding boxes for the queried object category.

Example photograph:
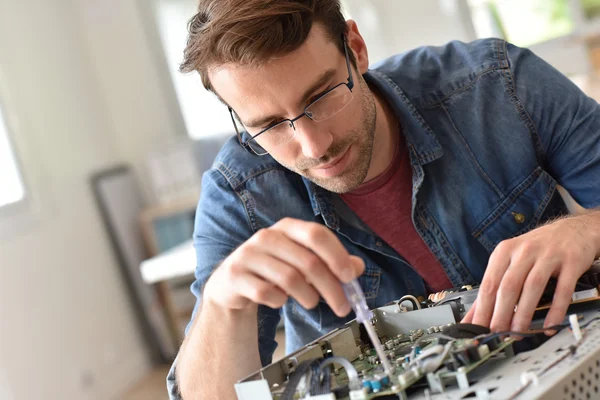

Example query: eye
[262,119,284,131]
[308,88,331,105]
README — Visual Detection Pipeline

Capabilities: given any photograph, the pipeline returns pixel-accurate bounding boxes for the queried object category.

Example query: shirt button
[376,241,383,247]
[511,212,526,224]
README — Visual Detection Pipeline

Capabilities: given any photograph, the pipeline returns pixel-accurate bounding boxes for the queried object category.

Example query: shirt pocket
[471,167,558,253]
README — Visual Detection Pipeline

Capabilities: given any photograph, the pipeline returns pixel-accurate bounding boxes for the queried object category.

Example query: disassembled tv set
[235,262,600,400]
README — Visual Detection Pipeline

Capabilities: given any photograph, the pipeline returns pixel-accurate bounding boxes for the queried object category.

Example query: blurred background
[1,0,600,399]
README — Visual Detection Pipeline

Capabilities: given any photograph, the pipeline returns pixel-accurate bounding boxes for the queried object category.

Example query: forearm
[176,301,261,399]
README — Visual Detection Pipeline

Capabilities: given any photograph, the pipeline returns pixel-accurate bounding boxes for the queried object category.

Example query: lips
[312,145,352,178]
[317,151,347,169]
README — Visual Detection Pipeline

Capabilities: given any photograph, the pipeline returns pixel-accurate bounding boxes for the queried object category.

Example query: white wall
[76,0,188,201]
[343,0,473,64]
[0,0,181,398]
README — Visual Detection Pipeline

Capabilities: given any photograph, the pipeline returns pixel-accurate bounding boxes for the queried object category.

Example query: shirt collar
[365,69,443,165]
[304,69,443,217]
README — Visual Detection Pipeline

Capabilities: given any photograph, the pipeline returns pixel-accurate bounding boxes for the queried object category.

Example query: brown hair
[180,0,349,92]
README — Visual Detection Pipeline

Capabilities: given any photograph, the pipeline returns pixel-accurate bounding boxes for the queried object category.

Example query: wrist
[203,294,259,320]
[570,210,600,259]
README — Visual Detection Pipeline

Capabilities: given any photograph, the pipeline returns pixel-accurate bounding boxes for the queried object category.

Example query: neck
[363,87,399,183]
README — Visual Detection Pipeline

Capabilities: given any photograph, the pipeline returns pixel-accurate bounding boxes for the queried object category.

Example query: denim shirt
[167,38,600,398]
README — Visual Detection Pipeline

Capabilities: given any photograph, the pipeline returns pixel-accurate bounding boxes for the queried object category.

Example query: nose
[294,118,333,160]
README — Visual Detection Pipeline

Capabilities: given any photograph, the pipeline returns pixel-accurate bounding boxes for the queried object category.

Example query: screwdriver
[342,279,394,376]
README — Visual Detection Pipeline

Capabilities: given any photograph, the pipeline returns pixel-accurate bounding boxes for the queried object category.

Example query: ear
[345,20,369,74]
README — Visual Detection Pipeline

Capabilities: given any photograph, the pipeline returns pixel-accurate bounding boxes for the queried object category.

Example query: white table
[140,239,196,284]
[140,239,196,343]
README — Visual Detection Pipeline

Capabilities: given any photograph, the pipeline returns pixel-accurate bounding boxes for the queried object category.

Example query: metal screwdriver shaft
[342,279,394,376]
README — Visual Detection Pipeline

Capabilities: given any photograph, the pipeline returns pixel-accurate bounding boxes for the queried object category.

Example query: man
[168,1,600,398]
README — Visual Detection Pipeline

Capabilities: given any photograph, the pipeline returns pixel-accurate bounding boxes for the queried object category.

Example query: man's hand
[203,218,365,317]
[463,215,599,333]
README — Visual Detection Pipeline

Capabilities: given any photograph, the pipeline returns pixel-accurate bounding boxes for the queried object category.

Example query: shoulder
[372,38,509,107]
[208,136,289,190]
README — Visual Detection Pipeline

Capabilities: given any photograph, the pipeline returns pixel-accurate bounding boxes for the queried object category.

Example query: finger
[473,242,512,328]
[274,219,355,283]
[544,272,578,334]
[236,273,288,309]
[250,229,351,315]
[243,250,322,311]
[462,299,477,323]
[509,263,554,332]
[349,255,366,276]
[489,260,534,332]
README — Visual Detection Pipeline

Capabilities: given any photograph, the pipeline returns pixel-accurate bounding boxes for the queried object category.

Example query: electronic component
[235,261,600,399]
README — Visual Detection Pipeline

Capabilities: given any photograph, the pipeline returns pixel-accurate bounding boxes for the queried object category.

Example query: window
[582,0,600,19]
[0,104,25,208]
[462,0,597,76]
[466,0,574,47]
[153,0,233,140]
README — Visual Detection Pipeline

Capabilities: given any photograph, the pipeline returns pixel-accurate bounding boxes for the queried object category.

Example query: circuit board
[235,296,600,400]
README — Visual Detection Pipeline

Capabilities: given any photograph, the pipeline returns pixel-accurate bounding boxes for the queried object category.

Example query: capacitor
[452,348,471,365]
[466,345,481,362]
[370,379,382,392]
[486,336,501,351]
[385,340,394,350]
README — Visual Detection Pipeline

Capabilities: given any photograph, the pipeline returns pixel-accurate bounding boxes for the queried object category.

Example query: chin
[308,167,368,194]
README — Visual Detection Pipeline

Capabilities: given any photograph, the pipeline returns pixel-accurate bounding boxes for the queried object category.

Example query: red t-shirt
[341,135,452,292]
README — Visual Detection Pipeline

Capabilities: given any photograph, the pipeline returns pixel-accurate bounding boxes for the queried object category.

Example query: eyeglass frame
[228,36,355,156]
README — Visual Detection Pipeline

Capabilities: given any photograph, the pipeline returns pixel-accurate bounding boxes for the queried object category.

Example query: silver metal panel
[373,304,456,336]
[325,326,361,361]
[287,344,325,371]
[407,307,600,399]
[238,300,600,400]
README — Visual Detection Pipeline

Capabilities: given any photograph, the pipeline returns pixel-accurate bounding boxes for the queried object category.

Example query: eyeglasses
[229,37,355,156]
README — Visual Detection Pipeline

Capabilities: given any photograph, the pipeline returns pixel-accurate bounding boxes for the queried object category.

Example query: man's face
[210,25,376,193]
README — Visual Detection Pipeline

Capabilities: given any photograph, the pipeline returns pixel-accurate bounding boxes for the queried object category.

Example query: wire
[309,361,330,396]
[580,315,600,329]
[398,295,422,310]
[409,333,458,362]
[475,323,570,345]
[508,329,589,399]
[418,342,454,373]
[318,356,362,391]
[280,358,320,400]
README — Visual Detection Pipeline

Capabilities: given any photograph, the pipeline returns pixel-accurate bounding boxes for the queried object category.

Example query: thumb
[462,299,477,323]
[349,255,365,277]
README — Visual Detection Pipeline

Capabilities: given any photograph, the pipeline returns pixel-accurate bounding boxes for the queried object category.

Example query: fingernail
[339,301,351,316]
[544,320,557,336]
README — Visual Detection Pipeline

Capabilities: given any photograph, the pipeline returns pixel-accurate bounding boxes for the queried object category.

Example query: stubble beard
[287,76,377,194]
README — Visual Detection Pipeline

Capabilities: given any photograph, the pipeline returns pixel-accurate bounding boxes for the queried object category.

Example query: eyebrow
[241,68,337,128]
